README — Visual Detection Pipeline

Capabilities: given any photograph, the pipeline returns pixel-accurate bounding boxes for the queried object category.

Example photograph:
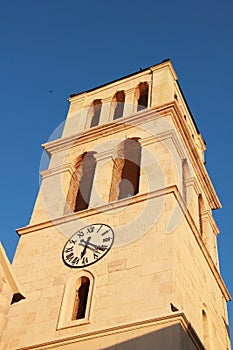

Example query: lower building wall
[4,315,205,350]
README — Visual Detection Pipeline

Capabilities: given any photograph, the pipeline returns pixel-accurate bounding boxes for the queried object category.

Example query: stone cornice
[41,107,160,155]
[68,71,153,103]
[185,177,201,195]
[141,129,186,160]
[158,101,221,210]
[41,102,221,210]
[94,148,117,162]
[40,163,76,179]
[201,210,220,235]
[14,312,204,350]
[16,185,231,302]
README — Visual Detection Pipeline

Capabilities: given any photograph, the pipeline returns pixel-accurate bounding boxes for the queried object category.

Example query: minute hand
[80,240,106,251]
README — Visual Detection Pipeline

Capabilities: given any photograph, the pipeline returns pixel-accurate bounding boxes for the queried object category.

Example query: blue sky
[1,0,232,337]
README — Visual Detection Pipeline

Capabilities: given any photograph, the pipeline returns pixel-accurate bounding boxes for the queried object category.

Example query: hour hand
[80,240,107,253]
[79,242,96,253]
[80,237,91,257]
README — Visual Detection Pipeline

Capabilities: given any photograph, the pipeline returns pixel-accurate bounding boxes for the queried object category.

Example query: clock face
[62,224,114,268]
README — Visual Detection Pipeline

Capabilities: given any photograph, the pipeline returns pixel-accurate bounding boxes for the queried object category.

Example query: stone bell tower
[1,59,231,349]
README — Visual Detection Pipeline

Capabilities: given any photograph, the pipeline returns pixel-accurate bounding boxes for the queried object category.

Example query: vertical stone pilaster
[89,149,117,207]
[63,95,88,136]
[124,88,136,117]
[99,97,112,125]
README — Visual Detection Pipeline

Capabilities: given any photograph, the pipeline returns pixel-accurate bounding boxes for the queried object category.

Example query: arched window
[90,99,102,128]
[72,277,90,320]
[65,152,96,214]
[113,91,125,120]
[137,82,149,111]
[74,152,96,212]
[57,271,94,329]
[198,194,204,235]
[109,138,141,201]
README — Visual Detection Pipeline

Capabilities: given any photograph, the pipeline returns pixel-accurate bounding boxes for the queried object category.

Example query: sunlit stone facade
[0,60,231,349]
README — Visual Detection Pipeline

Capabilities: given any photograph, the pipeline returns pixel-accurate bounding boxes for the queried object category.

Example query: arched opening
[109,138,141,201]
[72,277,90,320]
[137,82,149,111]
[65,152,96,214]
[90,99,102,128]
[57,271,94,329]
[74,152,96,212]
[113,91,125,120]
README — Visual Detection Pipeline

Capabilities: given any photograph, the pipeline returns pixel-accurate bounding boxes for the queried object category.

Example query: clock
[62,224,114,268]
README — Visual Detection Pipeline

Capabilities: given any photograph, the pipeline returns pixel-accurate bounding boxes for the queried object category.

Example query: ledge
[41,102,221,211]
[14,312,205,350]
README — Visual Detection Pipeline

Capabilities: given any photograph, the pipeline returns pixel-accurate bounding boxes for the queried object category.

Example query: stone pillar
[151,65,176,107]
[124,88,136,117]
[63,96,88,137]
[99,97,112,125]
[89,149,117,208]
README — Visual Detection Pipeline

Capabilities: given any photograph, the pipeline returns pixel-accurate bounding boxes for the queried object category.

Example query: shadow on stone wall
[104,323,205,350]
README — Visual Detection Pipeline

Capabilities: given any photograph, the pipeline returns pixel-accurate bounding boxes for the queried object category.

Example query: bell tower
[1,59,231,349]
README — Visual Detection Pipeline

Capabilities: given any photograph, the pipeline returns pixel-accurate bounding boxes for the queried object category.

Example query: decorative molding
[141,129,186,160]
[201,210,219,235]
[40,163,76,179]
[15,312,204,350]
[185,177,201,195]
[125,87,136,95]
[94,148,117,162]
[101,96,113,104]
[68,67,155,103]
[41,102,221,211]
[162,100,221,210]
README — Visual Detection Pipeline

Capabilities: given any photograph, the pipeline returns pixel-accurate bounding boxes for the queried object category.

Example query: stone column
[63,95,88,137]
[89,149,117,208]
[99,97,112,125]
[124,88,136,117]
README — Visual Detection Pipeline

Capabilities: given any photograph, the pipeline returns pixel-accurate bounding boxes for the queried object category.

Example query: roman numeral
[65,247,73,253]
[69,239,77,244]
[103,237,111,242]
[77,231,84,238]
[99,245,108,250]
[94,253,99,259]
[82,257,88,265]
[71,257,79,265]
[101,229,110,236]
[87,226,94,233]
[65,252,74,261]
[97,224,103,233]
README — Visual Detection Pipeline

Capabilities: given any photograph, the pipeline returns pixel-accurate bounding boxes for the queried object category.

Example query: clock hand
[80,236,91,258]
[79,242,96,252]
[80,240,107,252]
